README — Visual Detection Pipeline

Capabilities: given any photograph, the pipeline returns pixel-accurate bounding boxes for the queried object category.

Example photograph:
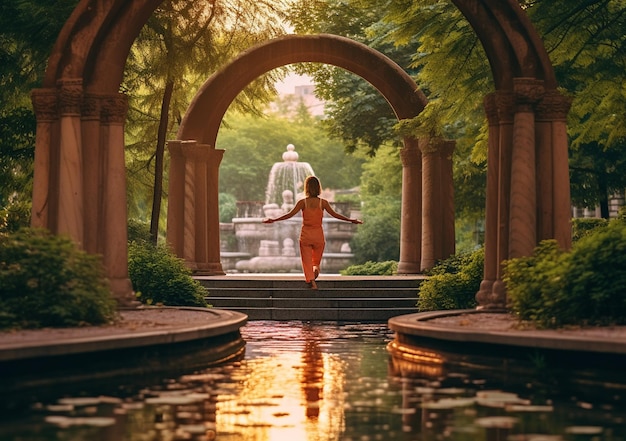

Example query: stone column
[509,78,544,259]
[397,137,422,274]
[182,145,198,270]
[206,148,226,275]
[30,88,58,231]
[476,93,499,307]
[439,140,456,260]
[101,93,135,305]
[81,93,103,254]
[419,137,443,271]
[166,140,187,257]
[537,90,573,249]
[180,143,210,273]
[56,79,84,245]
[489,91,515,308]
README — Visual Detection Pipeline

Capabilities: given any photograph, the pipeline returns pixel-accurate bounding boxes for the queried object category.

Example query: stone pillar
[489,91,515,308]
[476,93,499,306]
[101,93,135,305]
[169,142,225,275]
[30,88,58,231]
[56,79,84,245]
[439,140,456,260]
[419,138,443,271]
[166,140,187,257]
[509,78,544,259]
[206,148,226,275]
[81,93,103,254]
[397,138,422,274]
[182,145,198,270]
[537,90,573,249]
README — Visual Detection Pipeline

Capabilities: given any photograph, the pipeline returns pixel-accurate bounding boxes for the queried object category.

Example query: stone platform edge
[0,307,248,362]
[388,309,626,355]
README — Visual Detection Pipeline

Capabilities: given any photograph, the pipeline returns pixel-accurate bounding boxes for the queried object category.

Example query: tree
[216,110,364,203]
[526,0,626,217]
[0,1,78,211]
[123,0,290,243]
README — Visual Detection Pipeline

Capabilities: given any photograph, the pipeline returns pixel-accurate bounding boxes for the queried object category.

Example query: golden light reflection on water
[216,332,346,440]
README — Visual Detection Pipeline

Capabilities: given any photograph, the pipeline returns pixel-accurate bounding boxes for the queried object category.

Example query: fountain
[220,144,358,273]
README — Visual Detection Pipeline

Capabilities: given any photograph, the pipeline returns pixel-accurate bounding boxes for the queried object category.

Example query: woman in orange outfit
[263,176,362,289]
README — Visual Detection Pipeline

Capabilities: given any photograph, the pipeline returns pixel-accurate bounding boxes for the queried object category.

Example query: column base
[193,262,226,276]
[109,277,141,308]
[397,261,422,275]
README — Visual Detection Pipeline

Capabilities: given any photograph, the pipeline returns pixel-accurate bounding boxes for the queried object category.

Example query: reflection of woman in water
[301,326,324,419]
[263,176,362,290]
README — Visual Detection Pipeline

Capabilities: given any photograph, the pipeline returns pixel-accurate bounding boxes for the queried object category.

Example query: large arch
[167,34,444,277]
[178,33,427,145]
[31,0,572,309]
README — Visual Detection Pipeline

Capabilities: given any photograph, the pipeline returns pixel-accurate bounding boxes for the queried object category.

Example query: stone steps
[195,275,426,321]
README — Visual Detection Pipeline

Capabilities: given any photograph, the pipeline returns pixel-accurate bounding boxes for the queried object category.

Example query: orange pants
[300,228,325,283]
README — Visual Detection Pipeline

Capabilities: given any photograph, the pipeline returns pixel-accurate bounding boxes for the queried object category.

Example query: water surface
[2,321,625,440]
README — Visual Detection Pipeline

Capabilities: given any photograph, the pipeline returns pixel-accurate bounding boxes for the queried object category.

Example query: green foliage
[0,108,36,206]
[505,219,626,328]
[349,145,401,263]
[127,218,152,244]
[0,228,117,329]
[216,112,364,202]
[350,197,401,263]
[219,193,238,223]
[0,199,31,234]
[128,241,208,307]
[571,217,608,242]
[417,247,483,312]
[341,260,398,276]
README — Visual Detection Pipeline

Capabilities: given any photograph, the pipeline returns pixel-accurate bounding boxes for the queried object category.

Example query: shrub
[0,228,117,329]
[340,260,398,275]
[417,248,483,312]
[0,199,31,234]
[571,217,608,242]
[505,218,626,327]
[128,242,208,307]
[503,240,567,327]
[127,218,152,244]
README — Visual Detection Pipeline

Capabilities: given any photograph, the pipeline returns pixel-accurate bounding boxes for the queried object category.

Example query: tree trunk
[598,171,610,219]
[150,80,174,245]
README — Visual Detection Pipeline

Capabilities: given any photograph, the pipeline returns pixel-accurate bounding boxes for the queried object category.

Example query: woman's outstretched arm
[263,199,305,223]
[321,199,363,224]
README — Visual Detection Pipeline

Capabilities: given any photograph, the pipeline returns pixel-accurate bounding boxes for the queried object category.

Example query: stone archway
[31,0,571,309]
[166,33,451,277]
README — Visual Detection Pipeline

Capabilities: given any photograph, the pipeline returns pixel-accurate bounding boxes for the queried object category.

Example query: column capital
[513,77,544,112]
[400,142,421,167]
[417,137,454,156]
[484,93,499,125]
[31,88,58,121]
[56,79,83,116]
[536,90,572,122]
[101,93,128,124]
[495,91,515,123]
[81,93,102,120]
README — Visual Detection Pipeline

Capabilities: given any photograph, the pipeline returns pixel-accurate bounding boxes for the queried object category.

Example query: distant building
[270,82,326,117]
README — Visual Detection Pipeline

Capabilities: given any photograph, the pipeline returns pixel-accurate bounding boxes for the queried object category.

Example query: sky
[275,72,314,94]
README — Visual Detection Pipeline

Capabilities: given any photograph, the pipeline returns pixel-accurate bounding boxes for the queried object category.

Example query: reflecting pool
[2,321,626,440]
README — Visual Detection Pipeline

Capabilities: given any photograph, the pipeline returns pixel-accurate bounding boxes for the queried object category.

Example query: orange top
[302,197,323,232]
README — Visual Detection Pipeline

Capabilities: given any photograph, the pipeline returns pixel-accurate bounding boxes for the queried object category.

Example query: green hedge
[340,260,398,275]
[0,228,117,329]
[128,242,208,307]
[417,248,483,312]
[504,218,626,328]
